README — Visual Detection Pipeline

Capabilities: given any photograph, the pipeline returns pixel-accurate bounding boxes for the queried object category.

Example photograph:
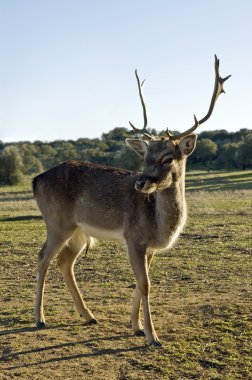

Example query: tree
[18,143,43,174]
[102,127,131,152]
[193,138,217,167]
[36,144,58,169]
[55,141,78,162]
[236,135,252,169]
[199,130,230,146]
[0,146,24,185]
[115,145,142,171]
[216,142,240,169]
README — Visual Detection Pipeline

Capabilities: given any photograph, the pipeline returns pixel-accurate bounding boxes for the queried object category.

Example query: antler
[167,55,231,140]
[129,70,154,140]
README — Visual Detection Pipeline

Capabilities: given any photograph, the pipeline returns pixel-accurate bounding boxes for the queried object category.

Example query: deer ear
[178,134,197,156]
[125,138,148,157]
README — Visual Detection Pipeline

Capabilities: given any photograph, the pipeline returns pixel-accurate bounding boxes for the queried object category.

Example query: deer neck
[155,160,187,248]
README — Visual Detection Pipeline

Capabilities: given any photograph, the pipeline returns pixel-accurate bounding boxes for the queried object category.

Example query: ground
[0,171,251,379]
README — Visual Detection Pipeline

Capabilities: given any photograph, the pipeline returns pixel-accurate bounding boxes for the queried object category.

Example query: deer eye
[162,157,173,165]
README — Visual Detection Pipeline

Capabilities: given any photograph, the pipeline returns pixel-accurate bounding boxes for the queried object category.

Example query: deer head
[126,55,231,193]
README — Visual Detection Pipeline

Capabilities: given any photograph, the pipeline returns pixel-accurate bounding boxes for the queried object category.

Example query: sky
[0,0,251,142]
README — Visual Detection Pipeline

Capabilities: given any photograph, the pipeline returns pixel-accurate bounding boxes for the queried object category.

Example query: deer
[33,55,230,347]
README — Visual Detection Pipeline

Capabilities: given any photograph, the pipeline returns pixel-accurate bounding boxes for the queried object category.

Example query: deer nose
[135,180,146,191]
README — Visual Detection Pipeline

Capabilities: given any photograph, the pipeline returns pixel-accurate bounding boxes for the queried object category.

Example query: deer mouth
[135,179,157,194]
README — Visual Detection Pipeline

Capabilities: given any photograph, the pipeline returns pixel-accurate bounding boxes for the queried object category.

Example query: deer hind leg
[127,243,161,347]
[131,249,155,337]
[35,232,70,328]
[56,228,97,324]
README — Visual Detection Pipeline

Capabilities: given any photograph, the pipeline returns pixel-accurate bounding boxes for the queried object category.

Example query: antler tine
[168,55,231,141]
[166,128,174,139]
[168,115,199,141]
[198,54,231,126]
[129,69,154,140]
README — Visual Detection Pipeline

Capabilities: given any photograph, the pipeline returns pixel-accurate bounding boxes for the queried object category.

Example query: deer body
[34,157,187,249]
[33,56,230,346]
[33,138,193,346]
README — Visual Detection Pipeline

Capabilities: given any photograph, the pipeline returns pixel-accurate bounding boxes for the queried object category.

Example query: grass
[0,170,251,379]
[186,169,252,191]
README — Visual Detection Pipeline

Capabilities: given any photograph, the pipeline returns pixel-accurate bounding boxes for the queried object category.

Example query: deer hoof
[135,329,145,337]
[149,340,163,348]
[86,318,98,325]
[36,321,46,329]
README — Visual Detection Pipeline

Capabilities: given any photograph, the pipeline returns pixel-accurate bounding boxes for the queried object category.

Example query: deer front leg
[131,284,144,336]
[127,243,161,347]
[131,250,155,337]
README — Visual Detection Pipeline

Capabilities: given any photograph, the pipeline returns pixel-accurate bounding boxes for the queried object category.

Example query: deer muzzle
[135,175,157,193]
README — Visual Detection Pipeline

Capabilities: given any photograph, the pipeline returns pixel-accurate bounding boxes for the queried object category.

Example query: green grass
[0,171,251,379]
[186,169,252,191]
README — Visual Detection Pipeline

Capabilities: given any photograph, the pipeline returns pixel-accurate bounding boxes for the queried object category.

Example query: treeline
[0,127,251,185]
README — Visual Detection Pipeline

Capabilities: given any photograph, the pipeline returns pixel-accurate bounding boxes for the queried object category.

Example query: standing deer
[33,56,230,347]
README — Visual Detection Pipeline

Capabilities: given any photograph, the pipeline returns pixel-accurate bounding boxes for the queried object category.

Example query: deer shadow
[0,215,42,222]
[0,328,147,370]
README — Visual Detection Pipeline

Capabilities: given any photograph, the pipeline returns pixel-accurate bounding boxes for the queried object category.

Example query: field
[0,171,251,379]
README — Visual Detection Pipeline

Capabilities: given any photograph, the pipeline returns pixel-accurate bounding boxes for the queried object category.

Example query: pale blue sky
[0,0,251,142]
